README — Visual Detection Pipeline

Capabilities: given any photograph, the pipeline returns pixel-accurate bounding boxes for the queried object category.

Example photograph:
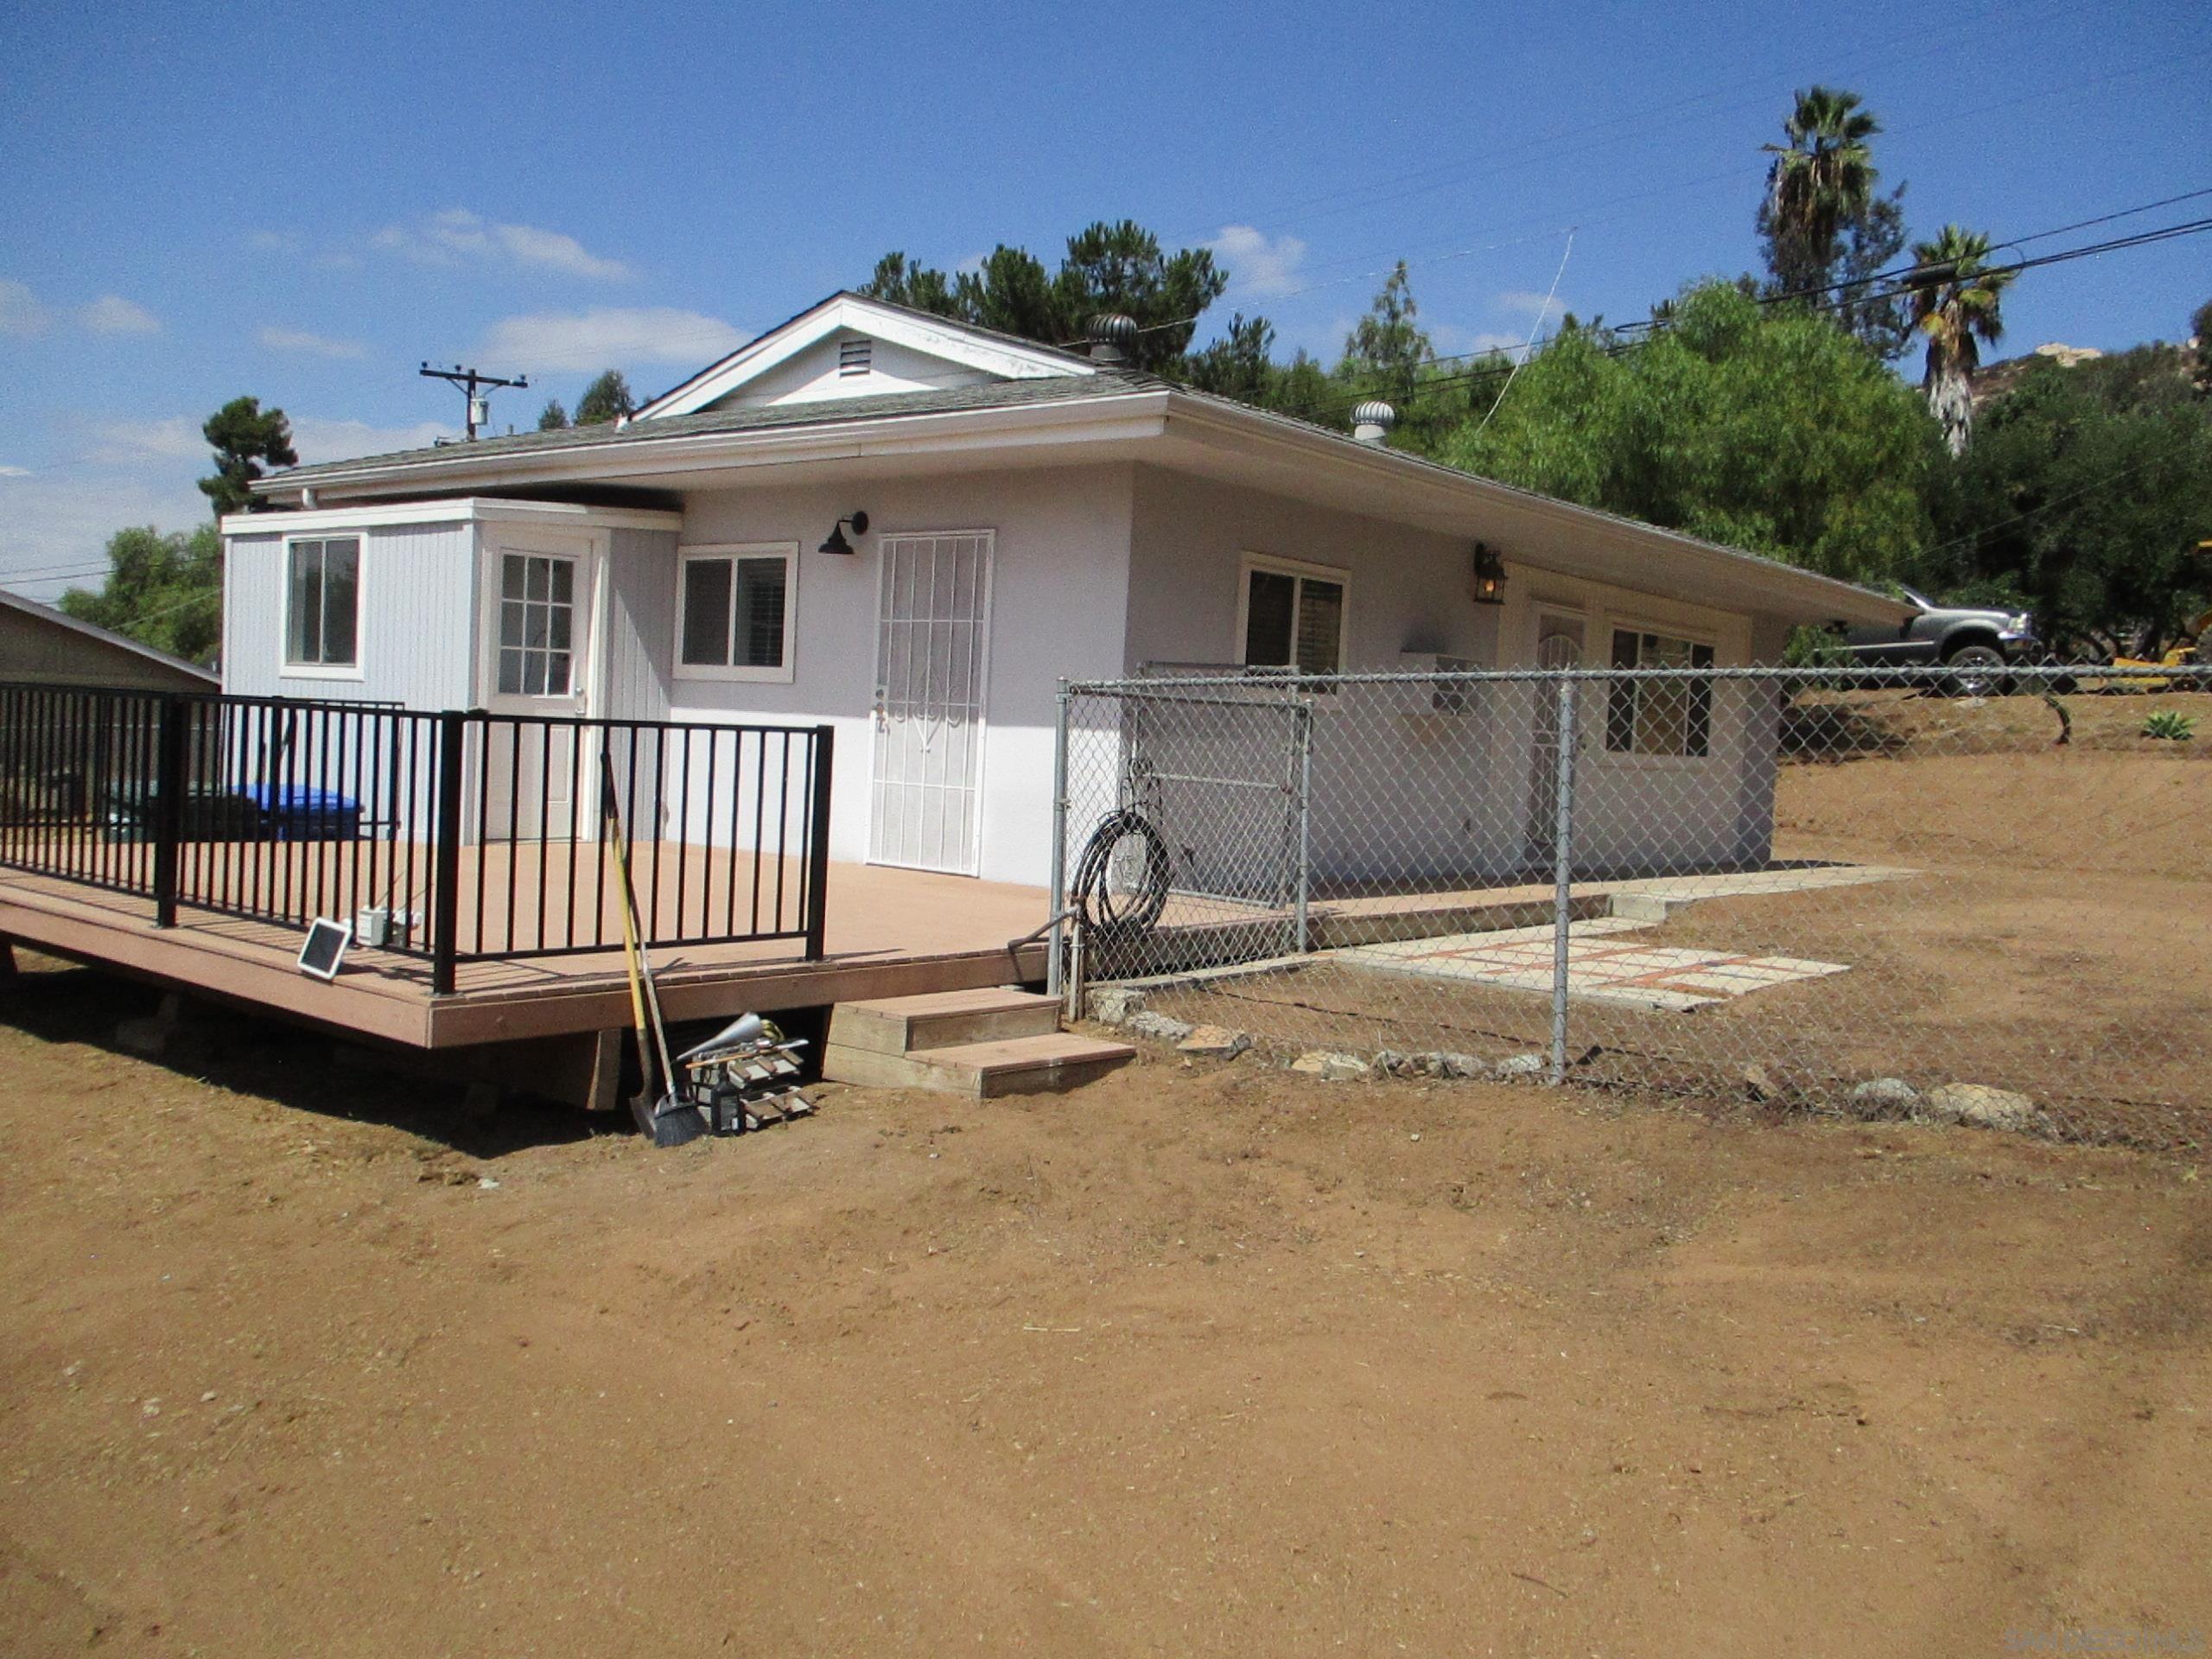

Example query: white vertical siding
[222,518,477,708]
[600,526,676,723]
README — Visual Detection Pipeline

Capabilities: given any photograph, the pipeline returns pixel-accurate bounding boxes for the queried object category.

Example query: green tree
[574,371,636,425]
[1438,282,1942,582]
[2191,296,2212,397]
[860,219,1226,375]
[1757,86,1910,358]
[1339,262,1434,410]
[1932,354,2212,657]
[537,398,570,430]
[1907,225,2016,456]
[198,396,297,516]
[58,524,224,665]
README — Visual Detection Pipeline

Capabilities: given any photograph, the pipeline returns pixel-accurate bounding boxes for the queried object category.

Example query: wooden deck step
[827,986,1062,1057]
[822,1032,1135,1098]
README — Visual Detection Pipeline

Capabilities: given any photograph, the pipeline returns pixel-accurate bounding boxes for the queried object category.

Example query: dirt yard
[1136,689,2212,1137]
[3,952,2209,1657]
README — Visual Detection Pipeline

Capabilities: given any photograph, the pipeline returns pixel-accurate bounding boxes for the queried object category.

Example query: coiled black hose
[1070,807,1173,970]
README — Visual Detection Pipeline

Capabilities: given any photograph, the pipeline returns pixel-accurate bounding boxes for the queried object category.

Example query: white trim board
[220,499,684,537]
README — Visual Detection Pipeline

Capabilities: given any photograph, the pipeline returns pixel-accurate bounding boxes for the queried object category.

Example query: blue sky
[2,0,2205,598]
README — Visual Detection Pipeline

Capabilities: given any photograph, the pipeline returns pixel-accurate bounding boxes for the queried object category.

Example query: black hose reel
[1068,807,1173,980]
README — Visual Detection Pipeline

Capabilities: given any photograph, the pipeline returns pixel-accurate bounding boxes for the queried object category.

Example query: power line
[418,362,528,441]
[1309,211,2212,414]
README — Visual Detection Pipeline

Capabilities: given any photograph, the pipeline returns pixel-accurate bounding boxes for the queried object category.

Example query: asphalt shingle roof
[271,370,1161,485]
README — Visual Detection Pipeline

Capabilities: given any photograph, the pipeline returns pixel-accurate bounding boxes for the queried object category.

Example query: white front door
[480,535,602,842]
[868,531,993,874]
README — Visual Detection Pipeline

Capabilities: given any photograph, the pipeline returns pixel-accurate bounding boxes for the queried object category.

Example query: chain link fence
[1052,664,2212,1149]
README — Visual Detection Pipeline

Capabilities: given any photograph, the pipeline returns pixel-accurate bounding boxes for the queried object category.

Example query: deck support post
[803,724,835,962]
[151,695,187,929]
[430,710,467,996]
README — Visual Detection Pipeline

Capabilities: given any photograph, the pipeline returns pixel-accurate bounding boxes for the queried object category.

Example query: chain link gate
[1048,664,2212,1150]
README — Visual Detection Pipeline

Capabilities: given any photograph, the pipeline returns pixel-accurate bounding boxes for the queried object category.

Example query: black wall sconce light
[818,510,870,555]
[1470,541,1506,605]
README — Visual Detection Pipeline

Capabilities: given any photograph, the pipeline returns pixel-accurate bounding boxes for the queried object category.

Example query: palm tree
[1907,226,2016,455]
[1761,86,1881,297]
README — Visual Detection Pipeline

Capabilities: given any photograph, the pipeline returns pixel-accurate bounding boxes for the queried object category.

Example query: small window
[838,336,872,377]
[285,537,360,670]
[497,552,579,696]
[1241,557,1346,676]
[1605,629,1716,757]
[676,544,797,681]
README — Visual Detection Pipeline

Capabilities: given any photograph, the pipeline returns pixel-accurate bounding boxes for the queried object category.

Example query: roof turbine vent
[1351,400,1397,445]
[1085,314,1138,366]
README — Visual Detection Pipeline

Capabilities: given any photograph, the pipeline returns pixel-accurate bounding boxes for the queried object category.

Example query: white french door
[480,536,602,842]
[868,531,994,874]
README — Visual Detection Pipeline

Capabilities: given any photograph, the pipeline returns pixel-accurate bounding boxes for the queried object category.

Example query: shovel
[601,765,703,1147]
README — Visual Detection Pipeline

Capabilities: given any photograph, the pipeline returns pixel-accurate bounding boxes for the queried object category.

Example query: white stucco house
[220,292,1907,891]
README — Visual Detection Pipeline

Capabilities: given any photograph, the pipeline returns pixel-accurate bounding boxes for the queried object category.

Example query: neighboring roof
[635,291,1102,418]
[251,293,1910,629]
[0,586,219,685]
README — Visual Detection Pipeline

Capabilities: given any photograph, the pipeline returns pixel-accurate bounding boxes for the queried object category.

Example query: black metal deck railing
[0,683,833,993]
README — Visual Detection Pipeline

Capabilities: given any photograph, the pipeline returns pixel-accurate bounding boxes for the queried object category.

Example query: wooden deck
[0,853,1053,1049]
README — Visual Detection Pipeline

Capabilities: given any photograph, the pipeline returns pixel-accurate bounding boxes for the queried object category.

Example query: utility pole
[418,362,528,441]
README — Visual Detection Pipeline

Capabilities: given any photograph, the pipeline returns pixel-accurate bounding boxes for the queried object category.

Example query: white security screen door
[869,531,994,874]
[481,537,601,842]
[1525,610,1586,865]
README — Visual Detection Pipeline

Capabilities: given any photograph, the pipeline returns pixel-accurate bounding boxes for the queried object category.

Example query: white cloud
[1496,289,1567,323]
[3,283,162,338]
[481,307,745,372]
[289,416,453,464]
[373,208,635,282]
[80,295,161,334]
[246,229,303,253]
[0,464,31,478]
[1,278,54,336]
[1210,225,1309,299]
[259,325,366,359]
[89,416,201,464]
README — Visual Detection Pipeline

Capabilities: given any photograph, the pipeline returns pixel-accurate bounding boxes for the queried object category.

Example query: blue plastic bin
[240,785,363,841]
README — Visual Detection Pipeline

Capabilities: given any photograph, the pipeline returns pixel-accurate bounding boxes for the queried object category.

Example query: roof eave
[251,388,1173,504]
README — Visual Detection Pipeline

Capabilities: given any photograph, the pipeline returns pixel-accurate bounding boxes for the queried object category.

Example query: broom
[601,764,702,1147]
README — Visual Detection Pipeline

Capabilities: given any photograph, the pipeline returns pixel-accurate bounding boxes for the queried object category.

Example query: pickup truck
[1841,588,2037,695]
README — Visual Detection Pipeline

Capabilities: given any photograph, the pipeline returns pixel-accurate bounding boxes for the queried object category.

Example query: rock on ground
[1289,1051,1371,1082]
[1124,1009,1195,1044]
[1851,1077,1922,1116]
[1087,987,1147,1024]
[1918,1083,2050,1136]
[1176,1025,1251,1059]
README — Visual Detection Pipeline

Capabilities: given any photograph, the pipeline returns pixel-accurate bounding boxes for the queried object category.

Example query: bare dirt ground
[3,950,2210,1657]
[1141,690,2212,1140]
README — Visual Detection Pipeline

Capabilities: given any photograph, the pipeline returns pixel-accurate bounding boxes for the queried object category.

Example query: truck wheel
[1942,643,2007,698]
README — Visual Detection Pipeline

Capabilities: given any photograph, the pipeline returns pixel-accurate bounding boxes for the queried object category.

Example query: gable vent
[838,336,872,376]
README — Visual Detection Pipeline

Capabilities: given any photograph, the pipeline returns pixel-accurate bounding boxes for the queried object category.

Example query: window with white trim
[284,537,360,669]
[1605,628,1717,757]
[676,543,797,680]
[1240,556,1347,675]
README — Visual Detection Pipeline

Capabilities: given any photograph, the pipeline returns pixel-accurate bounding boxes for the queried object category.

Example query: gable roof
[0,586,219,685]
[634,291,1102,418]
